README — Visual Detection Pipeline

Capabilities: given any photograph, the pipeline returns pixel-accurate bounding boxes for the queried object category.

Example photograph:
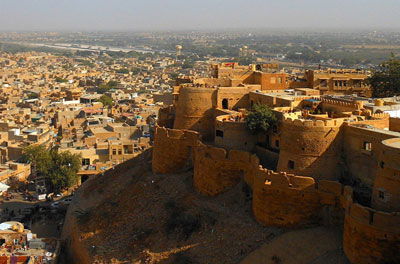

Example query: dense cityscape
[0,1,399,264]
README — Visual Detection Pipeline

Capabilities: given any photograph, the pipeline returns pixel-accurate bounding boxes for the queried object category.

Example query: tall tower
[175,45,183,57]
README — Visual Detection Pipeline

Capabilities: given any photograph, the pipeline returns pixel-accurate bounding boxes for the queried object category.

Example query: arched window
[222,99,229,109]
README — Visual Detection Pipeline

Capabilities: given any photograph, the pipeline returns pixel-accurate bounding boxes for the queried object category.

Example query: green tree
[96,80,119,94]
[99,95,114,108]
[245,104,277,134]
[55,77,68,83]
[21,145,52,177]
[369,56,400,98]
[21,146,81,192]
[48,150,81,192]
[115,68,129,74]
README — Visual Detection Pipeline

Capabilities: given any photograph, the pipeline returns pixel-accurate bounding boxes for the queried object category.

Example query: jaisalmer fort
[62,61,400,263]
[3,2,400,264]
[151,63,400,264]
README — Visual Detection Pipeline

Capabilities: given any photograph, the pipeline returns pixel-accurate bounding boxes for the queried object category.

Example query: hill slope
[61,150,281,263]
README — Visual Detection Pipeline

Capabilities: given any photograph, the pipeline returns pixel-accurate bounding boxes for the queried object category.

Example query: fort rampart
[152,126,200,174]
[214,114,256,151]
[193,145,258,196]
[277,118,344,180]
[343,202,400,264]
[320,97,363,113]
[390,117,400,132]
[152,125,400,264]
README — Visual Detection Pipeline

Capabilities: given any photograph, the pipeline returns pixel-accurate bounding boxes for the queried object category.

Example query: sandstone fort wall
[342,125,398,189]
[173,86,217,141]
[372,138,400,212]
[152,126,200,174]
[215,115,257,151]
[152,122,400,264]
[193,145,257,196]
[390,117,400,132]
[343,202,400,264]
[277,118,344,180]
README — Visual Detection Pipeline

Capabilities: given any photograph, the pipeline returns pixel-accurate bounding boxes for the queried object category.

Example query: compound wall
[390,117,400,132]
[157,105,175,128]
[371,138,400,212]
[343,203,400,264]
[215,115,257,152]
[193,145,258,196]
[342,125,398,190]
[152,126,200,174]
[252,169,352,228]
[277,118,344,180]
[216,86,252,110]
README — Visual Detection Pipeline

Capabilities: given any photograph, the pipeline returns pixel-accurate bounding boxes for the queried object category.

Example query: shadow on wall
[277,119,345,181]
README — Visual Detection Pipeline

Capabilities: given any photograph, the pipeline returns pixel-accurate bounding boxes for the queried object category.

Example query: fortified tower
[277,118,344,180]
[173,86,217,141]
[371,138,400,212]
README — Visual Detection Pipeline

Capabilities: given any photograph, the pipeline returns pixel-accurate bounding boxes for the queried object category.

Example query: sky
[0,0,400,31]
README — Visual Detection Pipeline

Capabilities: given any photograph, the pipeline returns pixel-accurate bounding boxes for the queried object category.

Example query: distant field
[343,45,400,50]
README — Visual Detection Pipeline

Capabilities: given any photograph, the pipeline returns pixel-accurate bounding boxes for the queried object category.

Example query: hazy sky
[0,0,400,31]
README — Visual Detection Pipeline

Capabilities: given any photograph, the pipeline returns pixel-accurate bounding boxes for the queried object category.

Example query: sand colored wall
[157,105,175,128]
[277,118,344,180]
[173,86,217,141]
[252,169,321,227]
[152,126,200,174]
[351,114,390,130]
[342,125,398,189]
[193,77,232,87]
[253,72,288,91]
[371,138,400,212]
[216,87,251,110]
[252,168,352,227]
[320,97,362,113]
[343,202,400,264]
[215,115,256,152]
[390,117,400,132]
[193,145,257,196]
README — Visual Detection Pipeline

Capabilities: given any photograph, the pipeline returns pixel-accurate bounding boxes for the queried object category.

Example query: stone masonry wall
[390,117,400,132]
[152,125,400,264]
[277,118,344,180]
[252,168,352,227]
[343,202,400,264]
[152,126,200,174]
[193,145,258,196]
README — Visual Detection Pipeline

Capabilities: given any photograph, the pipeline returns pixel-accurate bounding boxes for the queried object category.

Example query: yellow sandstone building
[153,63,400,264]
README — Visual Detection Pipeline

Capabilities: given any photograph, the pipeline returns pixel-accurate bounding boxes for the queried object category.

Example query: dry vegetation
[66,150,281,263]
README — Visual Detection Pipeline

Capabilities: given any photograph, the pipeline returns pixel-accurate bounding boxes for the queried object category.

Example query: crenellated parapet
[152,124,400,264]
[193,144,259,196]
[321,97,362,110]
[251,168,351,227]
[277,117,344,180]
[282,117,345,128]
[344,202,400,264]
[152,126,201,174]
[368,112,390,119]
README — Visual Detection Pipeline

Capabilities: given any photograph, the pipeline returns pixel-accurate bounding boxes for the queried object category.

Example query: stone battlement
[282,117,344,128]
[155,126,199,144]
[368,112,390,119]
[193,145,258,196]
[344,200,400,263]
[321,97,362,109]
[152,125,400,263]
[152,126,200,174]
[346,202,400,232]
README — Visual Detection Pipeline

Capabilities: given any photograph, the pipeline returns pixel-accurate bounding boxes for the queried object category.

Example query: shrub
[245,104,277,134]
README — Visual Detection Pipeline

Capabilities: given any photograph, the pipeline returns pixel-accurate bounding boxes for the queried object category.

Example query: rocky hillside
[61,149,281,263]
